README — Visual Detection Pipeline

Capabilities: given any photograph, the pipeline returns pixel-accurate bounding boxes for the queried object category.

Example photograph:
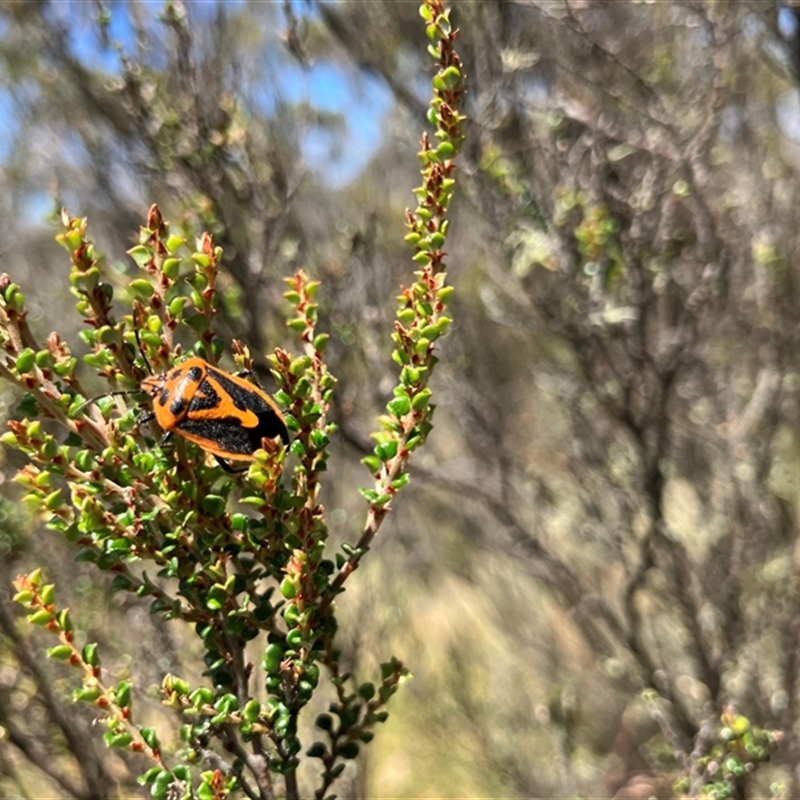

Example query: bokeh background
[3,2,800,798]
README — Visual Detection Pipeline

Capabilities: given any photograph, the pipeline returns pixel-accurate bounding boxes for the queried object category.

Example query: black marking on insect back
[163,364,208,419]
[169,395,189,416]
[209,368,273,414]
[186,367,289,456]
[178,417,261,456]
[158,387,171,408]
[209,368,289,444]
[187,377,221,413]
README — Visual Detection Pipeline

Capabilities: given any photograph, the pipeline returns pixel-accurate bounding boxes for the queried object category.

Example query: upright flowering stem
[329,0,466,596]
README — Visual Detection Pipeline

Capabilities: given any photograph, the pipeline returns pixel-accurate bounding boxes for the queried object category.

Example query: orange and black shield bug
[80,344,289,471]
[137,357,289,468]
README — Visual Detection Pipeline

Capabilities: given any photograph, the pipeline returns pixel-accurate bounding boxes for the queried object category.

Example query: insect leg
[214,455,249,474]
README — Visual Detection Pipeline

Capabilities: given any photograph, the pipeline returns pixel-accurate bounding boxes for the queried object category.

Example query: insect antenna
[75,306,156,415]
[73,389,139,416]
[131,301,156,377]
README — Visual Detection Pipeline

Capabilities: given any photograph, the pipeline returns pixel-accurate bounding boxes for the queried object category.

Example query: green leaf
[163,255,182,280]
[280,577,297,600]
[358,682,376,700]
[127,246,152,267]
[104,731,133,748]
[374,440,398,462]
[16,393,39,417]
[206,585,227,611]
[284,414,301,432]
[307,741,327,759]
[27,609,52,626]
[63,432,84,447]
[358,488,380,503]
[243,699,261,723]
[167,296,187,317]
[387,396,411,417]
[150,769,174,800]
[46,644,73,661]
[316,715,334,735]
[339,741,359,759]
[12,589,32,605]
[310,429,329,450]
[414,337,431,355]
[286,629,304,648]
[137,767,162,786]
[82,642,100,667]
[115,680,132,708]
[428,231,446,250]
[15,348,36,374]
[197,783,215,800]
[141,726,159,750]
[130,279,154,298]
[330,763,346,779]
[213,694,239,714]
[313,333,330,353]
[56,609,72,632]
[283,603,301,625]
[401,366,421,385]
[165,235,185,254]
[185,313,209,333]
[189,687,215,708]
[412,250,431,265]
[201,495,226,518]
[411,388,433,410]
[361,455,382,474]
[391,472,410,490]
[440,66,461,88]
[73,686,102,703]
[231,513,248,532]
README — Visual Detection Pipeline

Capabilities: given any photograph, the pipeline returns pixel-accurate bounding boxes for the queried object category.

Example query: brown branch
[0,595,112,798]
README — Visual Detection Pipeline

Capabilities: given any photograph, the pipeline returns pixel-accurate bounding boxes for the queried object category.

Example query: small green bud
[28,609,53,626]
[15,349,36,374]
[280,577,297,600]
[162,258,182,280]
[243,699,261,723]
[262,643,284,673]
[165,235,185,254]
[47,644,73,661]
[130,279,154,298]
[361,455,382,474]
[191,252,211,268]
[127,245,152,267]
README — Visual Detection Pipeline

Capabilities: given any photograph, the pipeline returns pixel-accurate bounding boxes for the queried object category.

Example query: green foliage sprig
[1,3,465,798]
[1,208,398,800]
[341,0,466,588]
